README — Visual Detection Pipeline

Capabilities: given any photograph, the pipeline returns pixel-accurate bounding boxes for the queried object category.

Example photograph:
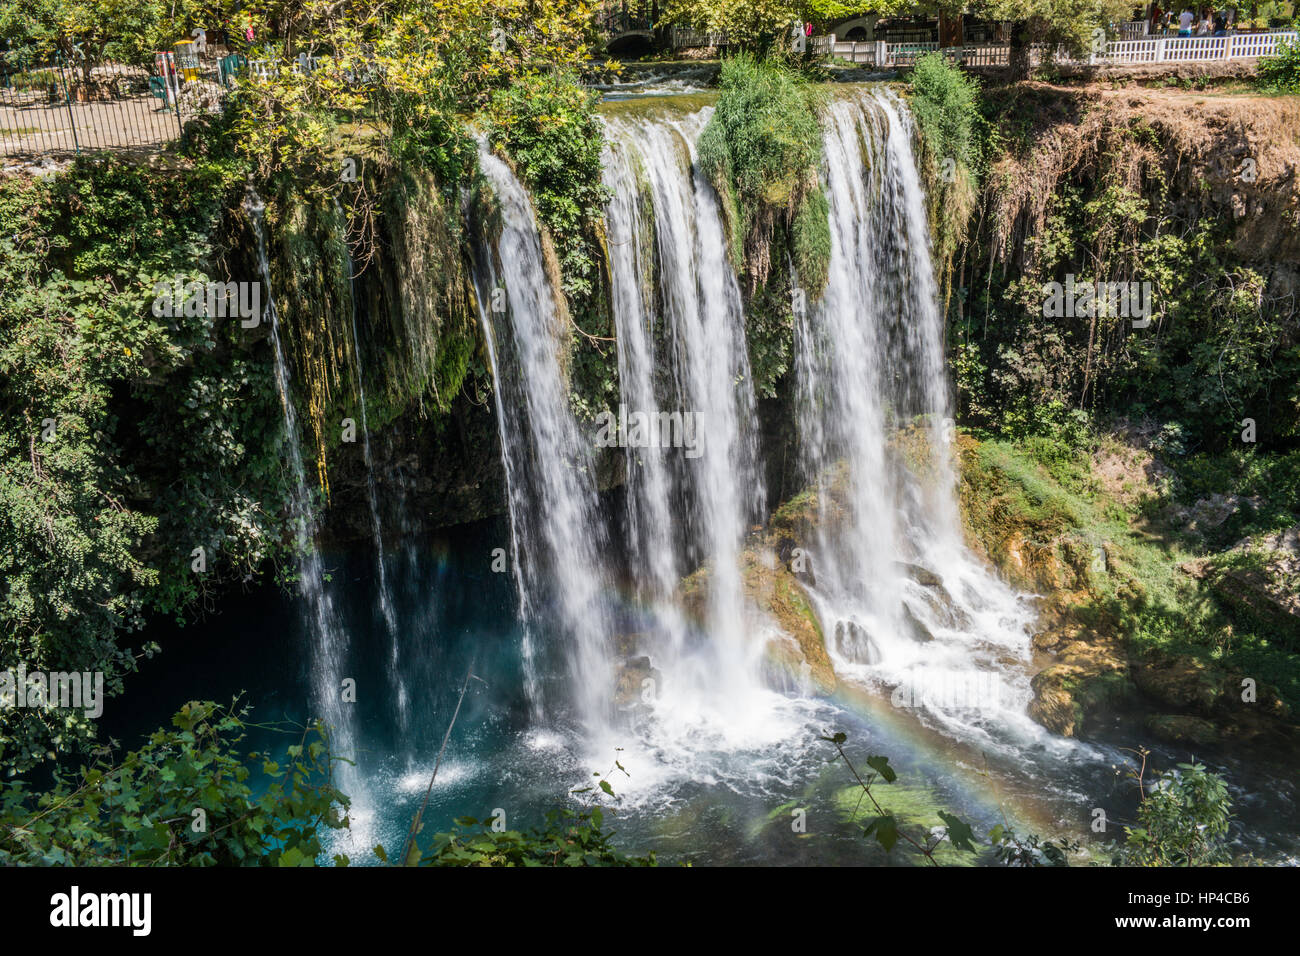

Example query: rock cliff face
[935,82,1300,749]
[977,83,1300,274]
[318,83,1300,535]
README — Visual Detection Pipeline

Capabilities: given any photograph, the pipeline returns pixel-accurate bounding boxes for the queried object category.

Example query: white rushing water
[598,111,828,788]
[794,89,1062,754]
[470,139,617,732]
[470,91,1083,810]
[245,194,375,843]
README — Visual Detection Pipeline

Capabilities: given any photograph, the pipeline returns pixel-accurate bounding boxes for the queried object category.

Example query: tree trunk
[1008,19,1031,79]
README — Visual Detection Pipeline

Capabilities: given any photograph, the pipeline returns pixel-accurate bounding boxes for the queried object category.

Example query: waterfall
[601,112,778,733]
[792,89,1041,746]
[469,140,617,731]
[244,193,367,804]
[335,201,408,736]
[468,90,1057,802]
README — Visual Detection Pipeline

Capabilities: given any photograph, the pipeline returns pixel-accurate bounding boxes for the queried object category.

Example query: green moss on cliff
[958,428,1298,743]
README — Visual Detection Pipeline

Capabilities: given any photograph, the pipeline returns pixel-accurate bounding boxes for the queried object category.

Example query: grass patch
[961,432,1300,712]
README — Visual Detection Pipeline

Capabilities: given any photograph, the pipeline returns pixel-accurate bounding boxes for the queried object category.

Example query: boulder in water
[1145,714,1223,748]
[901,604,935,644]
[777,535,816,587]
[614,656,662,710]
[910,584,972,632]
[896,561,943,588]
[833,619,880,664]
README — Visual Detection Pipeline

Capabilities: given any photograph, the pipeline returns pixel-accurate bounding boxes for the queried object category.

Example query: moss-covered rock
[1145,714,1223,748]
[956,429,1300,750]
[681,526,836,697]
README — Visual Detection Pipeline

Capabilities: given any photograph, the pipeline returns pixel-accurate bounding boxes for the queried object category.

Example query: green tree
[0,701,349,866]
[0,0,169,73]
[0,159,291,772]
[662,0,912,50]
[1113,762,1234,866]
[974,0,1134,76]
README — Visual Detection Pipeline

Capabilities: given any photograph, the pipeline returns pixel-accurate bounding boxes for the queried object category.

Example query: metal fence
[601,3,655,34]
[827,29,1298,69]
[0,49,234,160]
[669,26,728,49]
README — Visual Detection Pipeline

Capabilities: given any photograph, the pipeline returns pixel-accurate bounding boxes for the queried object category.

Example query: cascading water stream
[792,90,1059,753]
[334,201,408,736]
[243,193,371,819]
[599,122,686,658]
[591,112,834,792]
[194,90,1300,866]
[601,112,773,718]
[469,140,617,732]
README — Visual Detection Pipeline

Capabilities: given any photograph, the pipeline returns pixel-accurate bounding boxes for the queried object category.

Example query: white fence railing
[831,40,881,65]
[669,26,727,49]
[826,30,1296,68]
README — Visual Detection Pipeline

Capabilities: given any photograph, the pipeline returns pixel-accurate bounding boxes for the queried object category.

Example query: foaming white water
[793,90,1079,759]
[601,110,775,736]
[470,139,616,730]
[585,689,837,810]
[471,92,1089,814]
[392,760,477,795]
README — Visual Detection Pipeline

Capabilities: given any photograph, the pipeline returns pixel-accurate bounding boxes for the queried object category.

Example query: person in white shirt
[1178,8,1194,34]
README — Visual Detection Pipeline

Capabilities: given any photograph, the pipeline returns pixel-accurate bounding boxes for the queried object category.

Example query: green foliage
[791,184,831,296]
[823,732,982,864]
[410,805,657,866]
[0,701,349,865]
[973,0,1135,69]
[1257,35,1300,93]
[961,432,1300,714]
[485,69,617,421]
[958,154,1299,452]
[1111,762,1233,866]
[0,159,292,771]
[697,53,826,397]
[908,52,986,182]
[989,825,1080,866]
[486,70,611,304]
[830,732,1236,867]
[389,759,657,867]
[979,398,1096,493]
[0,0,170,68]
[907,55,984,289]
[662,0,909,50]
[223,0,606,193]
[1175,448,1300,544]
[698,53,822,267]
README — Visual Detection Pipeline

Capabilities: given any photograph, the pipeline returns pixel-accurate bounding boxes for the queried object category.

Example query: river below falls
[109,517,1300,866]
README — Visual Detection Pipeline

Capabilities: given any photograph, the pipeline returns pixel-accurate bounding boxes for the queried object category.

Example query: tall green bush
[0,159,293,772]
[0,701,349,866]
[697,53,829,397]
